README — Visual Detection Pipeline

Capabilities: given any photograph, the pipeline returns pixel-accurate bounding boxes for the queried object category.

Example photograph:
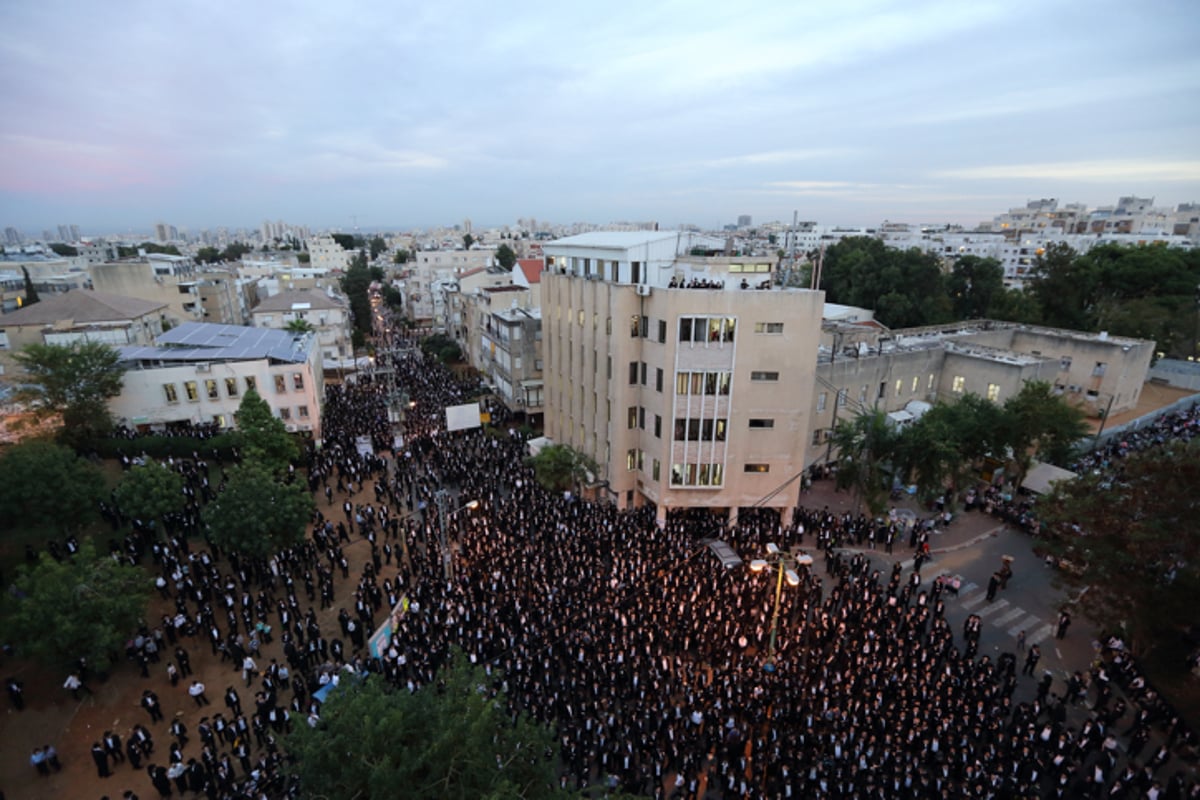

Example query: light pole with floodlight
[434,489,480,581]
[749,542,813,671]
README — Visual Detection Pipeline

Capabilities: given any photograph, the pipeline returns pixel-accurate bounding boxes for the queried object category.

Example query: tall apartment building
[542,231,824,524]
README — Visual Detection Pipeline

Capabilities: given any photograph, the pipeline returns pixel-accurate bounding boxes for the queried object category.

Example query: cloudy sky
[1,0,1197,234]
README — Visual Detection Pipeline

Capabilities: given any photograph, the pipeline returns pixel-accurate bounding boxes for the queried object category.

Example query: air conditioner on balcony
[196,363,211,372]
[635,284,652,297]
[286,424,297,433]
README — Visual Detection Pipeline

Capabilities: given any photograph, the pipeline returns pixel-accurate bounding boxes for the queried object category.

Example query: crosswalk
[943,576,1056,646]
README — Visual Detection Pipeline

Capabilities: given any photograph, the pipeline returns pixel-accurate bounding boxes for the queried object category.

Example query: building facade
[542,232,823,523]
[250,288,352,365]
[111,322,324,439]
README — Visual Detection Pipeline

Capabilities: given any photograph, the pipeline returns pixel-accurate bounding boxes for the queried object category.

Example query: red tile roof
[517,258,544,284]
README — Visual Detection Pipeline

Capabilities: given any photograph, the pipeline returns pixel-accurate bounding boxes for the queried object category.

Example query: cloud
[936,160,1200,182]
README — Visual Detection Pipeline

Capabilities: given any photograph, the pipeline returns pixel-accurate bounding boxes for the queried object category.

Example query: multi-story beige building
[250,288,351,365]
[0,289,168,377]
[90,257,245,326]
[809,320,1154,462]
[306,236,352,272]
[542,232,824,523]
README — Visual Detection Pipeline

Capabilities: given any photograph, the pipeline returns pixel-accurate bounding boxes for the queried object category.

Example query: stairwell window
[750,371,779,382]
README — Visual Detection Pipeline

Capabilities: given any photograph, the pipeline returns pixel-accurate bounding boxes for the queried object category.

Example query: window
[225,377,239,398]
[292,372,304,390]
[878,382,887,399]
[627,407,637,429]
[911,376,920,393]
[206,379,219,400]
[274,375,287,393]
[749,418,774,429]
[1060,356,1072,371]
[657,319,667,342]
[928,374,935,391]
[817,392,827,412]
[629,361,638,385]
[811,429,824,445]
[185,381,199,401]
[638,407,646,429]
[987,383,1000,402]
[213,414,226,428]
[279,407,291,421]
[652,459,661,481]
[627,449,637,470]
[895,378,903,397]
[1093,362,1107,377]
[656,368,663,392]
[630,315,641,337]
[605,316,611,335]
[754,322,784,334]
[654,415,662,438]
[245,375,257,393]
[744,463,770,473]
[669,461,724,487]
[679,318,692,342]
[860,385,868,403]
[298,405,310,419]
[679,315,735,344]
[163,383,178,403]
[750,371,779,382]
[640,362,647,386]
[837,388,848,408]
[952,376,965,393]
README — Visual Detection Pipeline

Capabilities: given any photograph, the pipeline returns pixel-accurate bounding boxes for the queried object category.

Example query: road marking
[961,592,988,609]
[975,599,1010,618]
[1027,624,1056,646]
[993,607,1026,627]
[958,581,979,595]
[1008,615,1041,637]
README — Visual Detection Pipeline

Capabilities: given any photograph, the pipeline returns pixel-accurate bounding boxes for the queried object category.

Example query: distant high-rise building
[463,218,472,235]
[155,222,170,243]
[4,227,22,245]
[57,224,71,242]
[70,224,80,241]
[737,215,752,228]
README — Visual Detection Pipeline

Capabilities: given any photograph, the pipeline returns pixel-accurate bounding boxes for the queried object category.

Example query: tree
[1000,380,1088,483]
[285,317,315,334]
[495,243,518,271]
[1037,440,1200,656]
[341,250,374,336]
[21,265,39,305]
[233,389,298,475]
[369,236,387,261]
[946,256,1005,319]
[462,233,476,250]
[221,242,252,261]
[282,654,564,800]
[201,461,312,558]
[830,410,898,516]
[14,340,125,443]
[894,395,1007,507]
[1027,242,1096,331]
[113,458,185,531]
[138,242,182,256]
[48,242,78,256]
[382,284,404,310]
[819,238,952,328]
[420,333,462,364]
[4,540,150,673]
[196,246,222,263]
[525,443,599,495]
[393,249,411,265]
[330,233,357,251]
[296,251,311,264]
[0,440,104,533]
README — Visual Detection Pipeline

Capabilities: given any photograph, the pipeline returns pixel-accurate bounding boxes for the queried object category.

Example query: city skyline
[1,0,1198,232]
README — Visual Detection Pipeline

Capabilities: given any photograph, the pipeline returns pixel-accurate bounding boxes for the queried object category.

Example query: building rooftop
[251,288,346,313]
[118,321,312,365]
[0,289,167,327]
[517,258,544,284]
[548,230,723,251]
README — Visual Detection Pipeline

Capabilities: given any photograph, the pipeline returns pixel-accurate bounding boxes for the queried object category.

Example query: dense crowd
[7,332,1199,799]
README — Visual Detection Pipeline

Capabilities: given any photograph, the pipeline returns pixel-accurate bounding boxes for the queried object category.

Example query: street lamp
[434,489,480,581]
[749,542,813,672]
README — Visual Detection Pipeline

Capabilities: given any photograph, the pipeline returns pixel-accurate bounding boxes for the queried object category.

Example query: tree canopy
[420,333,462,364]
[4,539,151,672]
[21,265,40,305]
[496,243,518,271]
[820,238,953,328]
[113,458,185,529]
[830,409,899,516]
[462,233,476,250]
[282,655,563,800]
[201,460,312,558]
[285,317,315,334]
[233,388,299,475]
[341,250,375,336]
[525,443,598,495]
[48,242,78,256]
[1036,440,1200,656]
[0,439,104,533]
[14,340,125,443]
[369,235,388,260]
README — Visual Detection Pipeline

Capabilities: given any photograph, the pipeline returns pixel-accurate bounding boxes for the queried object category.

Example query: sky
[1,0,1198,235]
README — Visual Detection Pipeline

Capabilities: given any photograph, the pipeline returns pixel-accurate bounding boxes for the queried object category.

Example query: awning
[1020,462,1078,495]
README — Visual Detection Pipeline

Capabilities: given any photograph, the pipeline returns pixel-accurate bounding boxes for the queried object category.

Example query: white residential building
[250,288,352,365]
[111,322,324,439]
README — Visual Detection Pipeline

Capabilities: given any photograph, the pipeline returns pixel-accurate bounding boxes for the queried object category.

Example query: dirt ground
[0,471,391,800]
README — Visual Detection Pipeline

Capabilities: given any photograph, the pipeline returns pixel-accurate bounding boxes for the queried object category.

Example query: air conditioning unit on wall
[635,285,652,297]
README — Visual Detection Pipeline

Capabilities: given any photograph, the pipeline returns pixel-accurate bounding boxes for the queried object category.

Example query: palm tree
[285,317,316,334]
[525,444,599,495]
[829,410,898,517]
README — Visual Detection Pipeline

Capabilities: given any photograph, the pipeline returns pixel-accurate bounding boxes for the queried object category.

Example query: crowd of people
[5,327,1199,799]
